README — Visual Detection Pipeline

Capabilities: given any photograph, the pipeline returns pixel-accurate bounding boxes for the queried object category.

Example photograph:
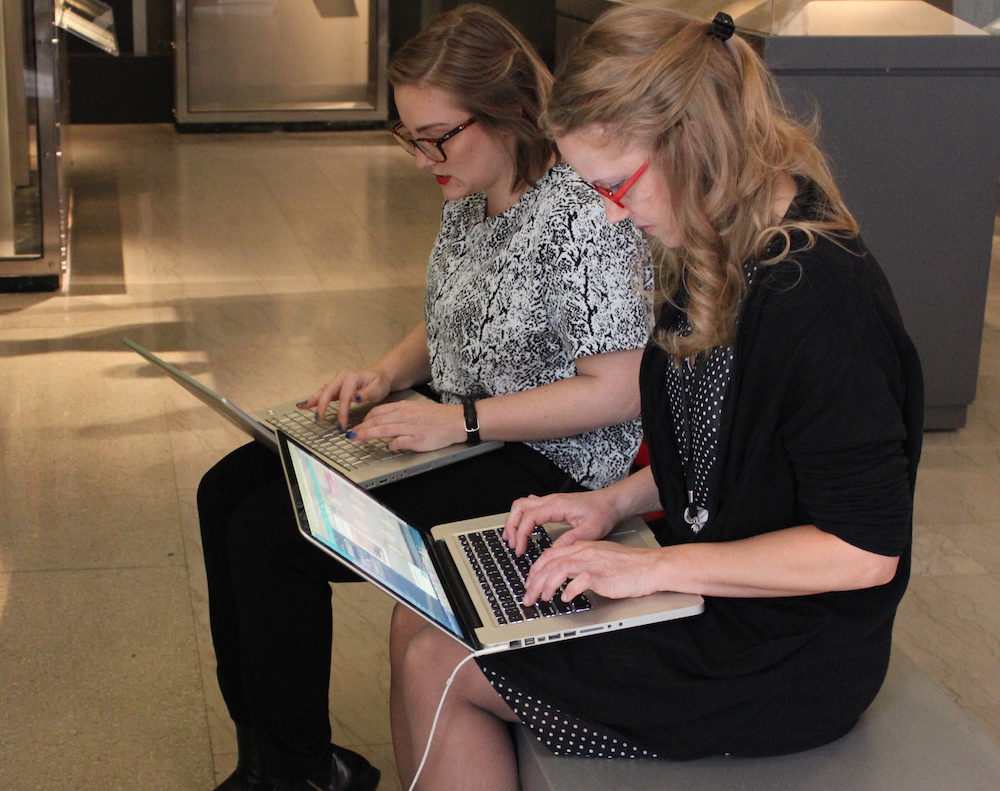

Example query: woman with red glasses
[195,5,652,791]
[390,7,923,790]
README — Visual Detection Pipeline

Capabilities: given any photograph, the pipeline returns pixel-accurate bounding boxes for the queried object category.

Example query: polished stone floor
[0,124,997,790]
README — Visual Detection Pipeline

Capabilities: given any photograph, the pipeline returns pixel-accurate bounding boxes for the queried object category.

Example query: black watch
[461,397,481,445]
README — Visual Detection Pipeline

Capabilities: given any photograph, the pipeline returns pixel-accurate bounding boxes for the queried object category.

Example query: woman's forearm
[654,525,899,598]
[475,348,644,442]
[372,322,433,392]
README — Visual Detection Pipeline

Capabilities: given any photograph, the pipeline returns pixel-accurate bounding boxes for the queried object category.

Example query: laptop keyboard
[459,526,592,625]
[269,409,405,471]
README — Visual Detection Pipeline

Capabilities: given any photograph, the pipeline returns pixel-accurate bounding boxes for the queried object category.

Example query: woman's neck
[771,172,798,224]
[484,154,556,217]
[485,180,528,217]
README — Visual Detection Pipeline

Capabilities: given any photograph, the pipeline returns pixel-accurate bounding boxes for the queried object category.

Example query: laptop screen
[283,438,465,640]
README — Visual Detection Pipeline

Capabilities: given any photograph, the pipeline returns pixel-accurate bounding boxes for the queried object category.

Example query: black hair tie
[709,12,735,42]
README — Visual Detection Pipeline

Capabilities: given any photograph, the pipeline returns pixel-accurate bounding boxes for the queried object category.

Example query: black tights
[197,440,580,782]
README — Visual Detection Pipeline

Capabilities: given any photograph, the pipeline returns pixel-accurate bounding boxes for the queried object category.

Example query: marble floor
[0,124,997,791]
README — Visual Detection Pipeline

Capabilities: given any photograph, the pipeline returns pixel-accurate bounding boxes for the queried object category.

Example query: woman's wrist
[450,403,470,445]
[461,397,481,444]
[609,468,661,519]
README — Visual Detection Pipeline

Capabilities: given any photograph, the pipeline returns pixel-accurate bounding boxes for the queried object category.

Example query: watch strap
[461,397,481,445]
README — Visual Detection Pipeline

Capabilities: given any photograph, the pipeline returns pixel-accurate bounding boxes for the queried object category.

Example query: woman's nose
[602,197,631,224]
[414,149,437,170]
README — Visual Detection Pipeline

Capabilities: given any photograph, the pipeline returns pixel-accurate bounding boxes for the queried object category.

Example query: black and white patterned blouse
[425,163,653,490]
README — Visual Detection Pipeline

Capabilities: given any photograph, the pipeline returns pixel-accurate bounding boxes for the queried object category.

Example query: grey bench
[516,650,1000,790]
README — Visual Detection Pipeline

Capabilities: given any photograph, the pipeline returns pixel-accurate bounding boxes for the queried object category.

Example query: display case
[0,0,68,290]
[556,0,1000,429]
[175,0,389,126]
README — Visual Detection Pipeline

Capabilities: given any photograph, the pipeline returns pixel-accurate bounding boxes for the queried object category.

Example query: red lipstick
[435,175,451,185]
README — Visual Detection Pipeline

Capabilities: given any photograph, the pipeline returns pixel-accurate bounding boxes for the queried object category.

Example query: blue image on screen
[288,444,464,638]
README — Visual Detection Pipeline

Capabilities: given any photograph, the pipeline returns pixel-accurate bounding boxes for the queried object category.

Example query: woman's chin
[438,181,468,201]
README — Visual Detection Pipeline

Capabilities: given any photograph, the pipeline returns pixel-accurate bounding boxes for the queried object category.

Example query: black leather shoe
[214,724,274,791]
[272,744,380,791]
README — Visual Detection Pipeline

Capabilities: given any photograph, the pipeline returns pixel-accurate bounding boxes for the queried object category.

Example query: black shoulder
[754,233,903,333]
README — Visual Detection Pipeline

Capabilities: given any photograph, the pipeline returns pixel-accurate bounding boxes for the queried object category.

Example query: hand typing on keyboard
[344,398,467,453]
[300,367,394,431]
[503,489,667,606]
[520,538,664,607]
[460,527,592,625]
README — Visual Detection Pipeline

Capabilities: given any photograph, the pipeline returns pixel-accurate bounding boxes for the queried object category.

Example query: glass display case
[175,0,389,126]
[556,0,1000,430]
[558,0,999,37]
[0,0,69,290]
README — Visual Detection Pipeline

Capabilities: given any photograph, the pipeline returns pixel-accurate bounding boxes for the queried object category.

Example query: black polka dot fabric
[665,264,759,532]
[482,666,658,758]
[664,341,732,532]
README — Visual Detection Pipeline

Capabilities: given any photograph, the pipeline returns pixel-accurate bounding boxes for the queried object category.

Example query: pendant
[683,504,709,533]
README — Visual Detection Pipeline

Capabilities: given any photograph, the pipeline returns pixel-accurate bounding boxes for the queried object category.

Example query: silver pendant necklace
[679,355,709,533]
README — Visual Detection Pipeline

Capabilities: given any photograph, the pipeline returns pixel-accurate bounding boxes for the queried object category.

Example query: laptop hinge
[430,537,484,644]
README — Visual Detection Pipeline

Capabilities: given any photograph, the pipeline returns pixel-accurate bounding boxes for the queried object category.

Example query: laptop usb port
[523,637,535,646]
[563,630,576,638]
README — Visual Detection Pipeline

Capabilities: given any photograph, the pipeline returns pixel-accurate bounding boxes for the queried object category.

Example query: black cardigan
[485,231,923,758]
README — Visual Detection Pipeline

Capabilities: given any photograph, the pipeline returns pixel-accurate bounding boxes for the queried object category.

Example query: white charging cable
[405,645,507,791]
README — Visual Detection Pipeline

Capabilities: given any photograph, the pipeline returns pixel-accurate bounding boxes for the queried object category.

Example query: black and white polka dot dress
[482,666,658,757]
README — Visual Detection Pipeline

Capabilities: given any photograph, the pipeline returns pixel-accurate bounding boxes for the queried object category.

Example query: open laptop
[278,430,704,653]
[124,338,501,489]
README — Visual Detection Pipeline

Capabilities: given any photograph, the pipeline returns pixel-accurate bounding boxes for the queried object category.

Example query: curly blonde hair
[545,5,859,357]
[389,4,556,193]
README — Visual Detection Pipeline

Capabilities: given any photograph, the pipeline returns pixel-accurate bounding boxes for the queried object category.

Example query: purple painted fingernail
[354,394,361,402]
[336,423,343,432]
[296,401,308,408]
[345,431,357,439]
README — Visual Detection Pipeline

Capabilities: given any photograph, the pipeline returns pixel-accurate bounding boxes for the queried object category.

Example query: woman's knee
[197,443,279,537]
[392,608,463,687]
[390,604,435,673]
[225,482,298,567]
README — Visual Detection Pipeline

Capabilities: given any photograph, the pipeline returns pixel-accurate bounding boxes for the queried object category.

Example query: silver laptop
[124,338,502,489]
[278,430,704,653]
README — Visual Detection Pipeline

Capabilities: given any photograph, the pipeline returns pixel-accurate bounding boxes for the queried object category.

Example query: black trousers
[197,440,581,781]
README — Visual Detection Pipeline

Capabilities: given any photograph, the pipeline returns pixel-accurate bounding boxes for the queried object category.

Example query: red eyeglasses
[591,162,649,208]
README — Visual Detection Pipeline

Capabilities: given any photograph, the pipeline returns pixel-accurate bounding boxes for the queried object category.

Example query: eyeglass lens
[391,125,446,163]
[390,119,476,164]
[593,162,649,208]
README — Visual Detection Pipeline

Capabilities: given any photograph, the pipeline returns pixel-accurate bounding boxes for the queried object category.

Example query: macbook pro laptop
[124,338,501,489]
[278,430,704,653]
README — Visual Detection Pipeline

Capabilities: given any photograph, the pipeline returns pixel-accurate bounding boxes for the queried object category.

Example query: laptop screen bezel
[276,430,482,650]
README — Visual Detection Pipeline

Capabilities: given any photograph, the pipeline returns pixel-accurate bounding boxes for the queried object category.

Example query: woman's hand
[301,369,393,430]
[301,322,434,430]
[522,541,665,606]
[347,400,466,452]
[503,490,622,557]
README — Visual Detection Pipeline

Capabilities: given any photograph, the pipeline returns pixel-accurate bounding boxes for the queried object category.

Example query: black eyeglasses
[390,118,477,163]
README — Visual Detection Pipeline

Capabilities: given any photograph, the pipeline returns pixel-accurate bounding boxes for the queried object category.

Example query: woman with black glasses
[196,5,651,791]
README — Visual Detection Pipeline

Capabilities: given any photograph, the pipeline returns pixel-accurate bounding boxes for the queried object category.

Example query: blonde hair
[546,5,859,357]
[389,4,556,192]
